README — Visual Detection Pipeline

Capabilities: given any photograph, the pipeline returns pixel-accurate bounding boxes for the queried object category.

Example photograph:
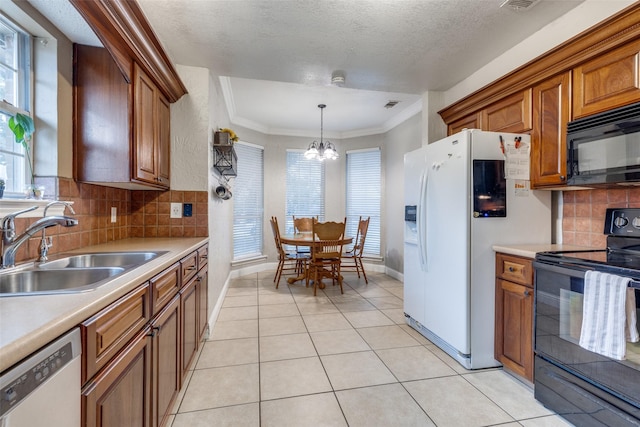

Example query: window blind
[233,142,264,260]
[285,150,325,234]
[346,148,381,256]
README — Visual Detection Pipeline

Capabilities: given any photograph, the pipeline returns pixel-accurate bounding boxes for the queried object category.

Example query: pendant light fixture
[304,104,338,161]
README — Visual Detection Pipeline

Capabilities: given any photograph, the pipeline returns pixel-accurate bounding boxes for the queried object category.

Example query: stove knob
[633,217,640,229]
[614,216,629,228]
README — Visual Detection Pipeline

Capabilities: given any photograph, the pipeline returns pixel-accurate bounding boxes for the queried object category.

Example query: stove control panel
[605,208,640,235]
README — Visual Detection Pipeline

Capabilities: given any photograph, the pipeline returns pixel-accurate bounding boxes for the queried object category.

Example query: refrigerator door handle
[417,167,429,270]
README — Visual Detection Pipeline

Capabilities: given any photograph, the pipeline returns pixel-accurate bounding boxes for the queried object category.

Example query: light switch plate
[170,203,182,218]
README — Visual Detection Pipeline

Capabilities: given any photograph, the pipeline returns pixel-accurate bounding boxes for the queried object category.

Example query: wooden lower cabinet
[198,266,209,340]
[81,244,209,427]
[180,274,198,380]
[151,295,181,427]
[495,253,534,382]
[82,328,152,427]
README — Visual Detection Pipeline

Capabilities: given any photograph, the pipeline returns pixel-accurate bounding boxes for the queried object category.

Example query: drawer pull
[185,266,196,271]
[508,267,516,272]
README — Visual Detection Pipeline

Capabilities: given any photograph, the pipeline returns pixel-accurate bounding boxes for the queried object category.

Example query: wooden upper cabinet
[74,45,170,190]
[531,72,571,188]
[482,89,532,133]
[448,112,481,135]
[133,64,171,187]
[573,41,640,119]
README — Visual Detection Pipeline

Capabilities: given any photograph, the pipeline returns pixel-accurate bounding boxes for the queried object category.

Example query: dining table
[280,232,353,289]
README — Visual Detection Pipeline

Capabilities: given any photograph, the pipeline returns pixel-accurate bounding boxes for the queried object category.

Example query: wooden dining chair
[309,218,346,296]
[293,216,316,233]
[341,216,370,284]
[269,216,309,288]
[292,216,317,255]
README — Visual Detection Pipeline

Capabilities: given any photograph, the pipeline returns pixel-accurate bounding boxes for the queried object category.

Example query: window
[285,150,324,233]
[233,142,264,260]
[0,16,32,196]
[346,148,381,256]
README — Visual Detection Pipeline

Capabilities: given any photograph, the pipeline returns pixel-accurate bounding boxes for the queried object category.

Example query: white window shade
[233,142,264,260]
[285,150,325,234]
[346,148,381,256]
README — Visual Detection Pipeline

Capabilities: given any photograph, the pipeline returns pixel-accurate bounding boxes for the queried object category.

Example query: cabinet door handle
[560,175,566,181]
[146,326,161,337]
[524,290,531,297]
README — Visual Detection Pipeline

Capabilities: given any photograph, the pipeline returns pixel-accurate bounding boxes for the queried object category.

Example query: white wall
[384,113,421,275]
[171,66,210,191]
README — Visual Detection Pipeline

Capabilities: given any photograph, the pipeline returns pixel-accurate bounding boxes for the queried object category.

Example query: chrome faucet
[38,201,77,262]
[1,205,78,268]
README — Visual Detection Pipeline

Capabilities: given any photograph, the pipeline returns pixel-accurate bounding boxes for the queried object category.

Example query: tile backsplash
[9,178,208,263]
[562,187,640,248]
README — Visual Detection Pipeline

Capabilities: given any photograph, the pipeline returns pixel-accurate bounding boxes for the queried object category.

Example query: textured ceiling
[25,0,598,136]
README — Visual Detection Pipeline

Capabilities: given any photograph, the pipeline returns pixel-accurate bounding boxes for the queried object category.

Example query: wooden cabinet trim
[439,4,640,125]
[70,0,187,103]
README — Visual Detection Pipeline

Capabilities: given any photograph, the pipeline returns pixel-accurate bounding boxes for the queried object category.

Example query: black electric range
[533,208,640,427]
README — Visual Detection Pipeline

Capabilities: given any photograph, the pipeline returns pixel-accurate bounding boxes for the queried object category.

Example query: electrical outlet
[111,207,117,223]
[170,203,182,218]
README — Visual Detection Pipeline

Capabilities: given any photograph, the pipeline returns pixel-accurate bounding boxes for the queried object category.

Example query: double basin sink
[0,251,166,297]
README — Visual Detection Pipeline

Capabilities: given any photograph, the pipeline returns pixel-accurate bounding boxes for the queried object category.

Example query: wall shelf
[213,144,237,177]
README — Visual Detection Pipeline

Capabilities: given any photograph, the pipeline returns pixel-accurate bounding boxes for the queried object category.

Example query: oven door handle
[534,260,640,289]
[533,260,588,279]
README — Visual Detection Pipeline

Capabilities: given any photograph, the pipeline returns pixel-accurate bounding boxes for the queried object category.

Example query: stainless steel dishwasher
[0,328,81,427]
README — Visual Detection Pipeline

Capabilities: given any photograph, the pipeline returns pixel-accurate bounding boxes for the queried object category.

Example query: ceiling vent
[499,0,540,11]
[384,100,400,109]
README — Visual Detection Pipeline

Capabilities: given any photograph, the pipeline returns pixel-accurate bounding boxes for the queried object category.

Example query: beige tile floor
[167,270,574,427]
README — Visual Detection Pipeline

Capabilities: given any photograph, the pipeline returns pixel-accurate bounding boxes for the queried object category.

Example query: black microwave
[567,101,640,187]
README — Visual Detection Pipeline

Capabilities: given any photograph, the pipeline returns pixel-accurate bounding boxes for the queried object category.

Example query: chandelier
[304,104,338,161]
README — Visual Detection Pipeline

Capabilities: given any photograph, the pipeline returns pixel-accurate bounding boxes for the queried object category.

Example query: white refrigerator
[403,129,551,369]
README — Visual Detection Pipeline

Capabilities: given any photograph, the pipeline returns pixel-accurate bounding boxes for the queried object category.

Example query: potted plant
[8,113,43,199]
[215,127,239,145]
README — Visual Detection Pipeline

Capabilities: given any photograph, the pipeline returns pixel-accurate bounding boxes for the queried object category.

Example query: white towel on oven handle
[579,270,631,360]
[627,287,639,343]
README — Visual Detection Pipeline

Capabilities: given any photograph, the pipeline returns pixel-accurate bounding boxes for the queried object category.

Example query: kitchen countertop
[0,237,208,373]
[492,243,595,259]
